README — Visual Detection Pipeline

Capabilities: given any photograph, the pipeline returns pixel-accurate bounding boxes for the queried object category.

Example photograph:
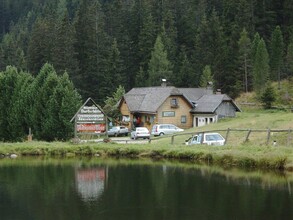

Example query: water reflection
[0,157,292,220]
[75,167,108,201]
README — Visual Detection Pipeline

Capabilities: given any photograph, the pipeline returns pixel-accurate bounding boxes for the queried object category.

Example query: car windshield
[206,134,224,141]
[110,127,119,131]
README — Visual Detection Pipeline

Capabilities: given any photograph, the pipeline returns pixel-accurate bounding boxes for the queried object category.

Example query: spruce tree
[175,48,194,87]
[253,38,270,95]
[238,28,251,93]
[270,26,284,88]
[200,65,214,88]
[8,71,33,141]
[147,35,172,86]
[44,72,82,141]
[260,84,276,109]
[51,10,79,79]
[286,40,293,77]
[0,66,19,141]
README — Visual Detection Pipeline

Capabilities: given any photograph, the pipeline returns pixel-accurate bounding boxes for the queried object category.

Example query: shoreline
[0,141,292,172]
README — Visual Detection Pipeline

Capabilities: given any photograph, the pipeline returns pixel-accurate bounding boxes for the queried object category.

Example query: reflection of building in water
[75,166,108,201]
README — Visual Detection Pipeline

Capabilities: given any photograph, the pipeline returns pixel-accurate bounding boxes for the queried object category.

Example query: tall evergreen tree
[200,65,214,88]
[137,13,157,74]
[0,66,19,141]
[8,71,33,141]
[238,28,252,93]
[174,47,194,87]
[251,32,261,66]
[135,67,146,87]
[51,10,79,79]
[44,71,81,141]
[270,26,284,88]
[75,0,110,103]
[253,38,270,95]
[286,40,293,77]
[147,35,172,86]
[27,17,55,74]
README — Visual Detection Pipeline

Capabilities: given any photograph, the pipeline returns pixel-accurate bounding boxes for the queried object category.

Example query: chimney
[161,78,167,87]
[216,89,221,94]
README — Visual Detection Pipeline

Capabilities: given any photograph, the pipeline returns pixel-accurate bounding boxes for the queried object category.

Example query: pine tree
[270,26,284,88]
[147,35,172,86]
[251,32,261,66]
[253,38,270,95]
[260,83,276,109]
[238,28,251,93]
[174,47,194,87]
[137,13,157,72]
[103,85,125,120]
[104,38,125,94]
[8,71,33,141]
[286,40,293,77]
[29,63,57,140]
[27,18,55,74]
[0,66,19,141]
[75,0,110,103]
[135,67,146,87]
[51,10,79,79]
[200,65,214,88]
[44,71,82,141]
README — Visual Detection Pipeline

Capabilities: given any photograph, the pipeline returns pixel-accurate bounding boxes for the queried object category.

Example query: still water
[0,157,292,220]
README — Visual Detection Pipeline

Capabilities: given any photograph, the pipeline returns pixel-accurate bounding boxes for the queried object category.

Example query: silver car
[186,132,225,146]
[107,126,129,137]
[131,127,150,140]
[151,124,184,136]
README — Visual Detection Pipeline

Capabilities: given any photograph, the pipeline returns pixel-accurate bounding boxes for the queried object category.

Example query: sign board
[71,98,108,137]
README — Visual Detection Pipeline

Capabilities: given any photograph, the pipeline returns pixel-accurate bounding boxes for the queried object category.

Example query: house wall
[156,96,192,129]
[192,114,217,127]
[216,101,236,118]
[119,100,132,126]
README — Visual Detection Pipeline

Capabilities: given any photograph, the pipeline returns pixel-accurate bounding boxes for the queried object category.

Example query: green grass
[1,110,293,171]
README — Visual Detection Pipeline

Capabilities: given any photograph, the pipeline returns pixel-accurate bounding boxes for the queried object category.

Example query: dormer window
[171,98,178,108]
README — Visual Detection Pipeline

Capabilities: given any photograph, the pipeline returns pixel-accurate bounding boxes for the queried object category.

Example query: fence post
[245,129,251,142]
[225,128,230,145]
[288,129,292,146]
[171,135,174,145]
[266,129,271,145]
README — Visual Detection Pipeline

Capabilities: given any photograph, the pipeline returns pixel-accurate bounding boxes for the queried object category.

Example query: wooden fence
[166,128,293,146]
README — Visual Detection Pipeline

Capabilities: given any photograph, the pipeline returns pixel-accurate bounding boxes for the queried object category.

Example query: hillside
[235,78,293,109]
[154,110,293,147]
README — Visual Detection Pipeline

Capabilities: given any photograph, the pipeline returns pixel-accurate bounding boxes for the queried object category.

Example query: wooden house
[118,86,241,131]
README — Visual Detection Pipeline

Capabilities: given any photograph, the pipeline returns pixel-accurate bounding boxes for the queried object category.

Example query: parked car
[131,127,150,140]
[185,132,225,146]
[107,126,129,137]
[151,124,184,136]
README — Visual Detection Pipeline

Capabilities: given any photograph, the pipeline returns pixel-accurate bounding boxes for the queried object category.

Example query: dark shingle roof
[190,94,241,113]
[123,86,209,113]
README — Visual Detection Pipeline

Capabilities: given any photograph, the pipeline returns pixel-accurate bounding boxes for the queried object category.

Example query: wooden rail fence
[166,128,293,146]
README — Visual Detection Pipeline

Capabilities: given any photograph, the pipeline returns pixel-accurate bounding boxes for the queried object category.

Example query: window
[181,115,187,123]
[162,111,175,117]
[170,98,178,107]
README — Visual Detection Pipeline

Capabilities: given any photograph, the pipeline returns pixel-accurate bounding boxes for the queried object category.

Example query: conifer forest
[1,0,293,141]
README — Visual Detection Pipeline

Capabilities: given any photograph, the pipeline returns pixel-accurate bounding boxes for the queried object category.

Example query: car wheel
[159,132,164,136]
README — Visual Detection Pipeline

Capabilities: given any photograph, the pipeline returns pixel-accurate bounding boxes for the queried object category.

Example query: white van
[185,132,225,146]
[151,124,184,136]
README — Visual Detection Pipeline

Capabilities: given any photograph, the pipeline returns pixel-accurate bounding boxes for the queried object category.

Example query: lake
[0,157,292,220]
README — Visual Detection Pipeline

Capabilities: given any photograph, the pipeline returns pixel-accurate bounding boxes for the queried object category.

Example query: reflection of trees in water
[75,167,108,202]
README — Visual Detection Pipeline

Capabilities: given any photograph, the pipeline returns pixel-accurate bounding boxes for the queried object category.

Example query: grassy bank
[0,141,293,171]
[1,111,293,171]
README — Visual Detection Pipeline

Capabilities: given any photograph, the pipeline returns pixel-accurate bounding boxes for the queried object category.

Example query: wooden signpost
[71,98,108,141]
